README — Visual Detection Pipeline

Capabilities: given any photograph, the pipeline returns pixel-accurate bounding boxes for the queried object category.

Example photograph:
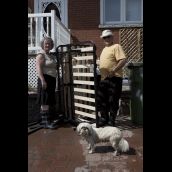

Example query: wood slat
[74,103,95,111]
[75,110,96,119]
[74,95,95,102]
[73,65,88,69]
[80,47,93,52]
[73,73,94,77]
[74,88,95,94]
[72,47,93,52]
[73,56,93,61]
[74,80,94,85]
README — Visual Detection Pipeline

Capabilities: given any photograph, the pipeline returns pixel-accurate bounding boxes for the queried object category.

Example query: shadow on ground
[116,115,143,130]
[94,145,136,155]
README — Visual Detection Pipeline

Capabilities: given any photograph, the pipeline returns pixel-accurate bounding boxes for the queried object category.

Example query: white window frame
[100,0,143,27]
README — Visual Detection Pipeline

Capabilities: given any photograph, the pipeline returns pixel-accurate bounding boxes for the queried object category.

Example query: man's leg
[97,79,109,126]
[108,77,122,126]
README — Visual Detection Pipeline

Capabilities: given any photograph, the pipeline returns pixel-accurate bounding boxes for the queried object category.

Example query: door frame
[34,0,68,28]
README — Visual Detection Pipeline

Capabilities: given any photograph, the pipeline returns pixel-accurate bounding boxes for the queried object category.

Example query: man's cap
[100,30,113,38]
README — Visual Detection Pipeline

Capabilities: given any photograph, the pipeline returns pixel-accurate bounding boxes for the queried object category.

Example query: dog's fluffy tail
[119,138,129,152]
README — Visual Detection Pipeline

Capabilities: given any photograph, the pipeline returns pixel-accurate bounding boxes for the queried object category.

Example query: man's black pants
[97,76,122,124]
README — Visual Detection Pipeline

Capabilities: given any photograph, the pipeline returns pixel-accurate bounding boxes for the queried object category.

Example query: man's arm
[107,58,127,78]
[112,58,127,73]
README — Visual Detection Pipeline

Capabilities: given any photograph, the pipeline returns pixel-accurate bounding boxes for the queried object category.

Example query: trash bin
[127,62,143,125]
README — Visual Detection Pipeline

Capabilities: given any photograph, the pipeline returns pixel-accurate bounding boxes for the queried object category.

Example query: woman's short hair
[40,36,54,50]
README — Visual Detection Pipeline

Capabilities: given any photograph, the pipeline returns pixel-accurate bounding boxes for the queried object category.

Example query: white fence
[28,10,71,53]
[28,10,71,89]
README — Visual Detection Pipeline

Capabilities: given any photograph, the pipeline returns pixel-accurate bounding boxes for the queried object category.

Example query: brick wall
[68,0,120,57]
[68,0,99,29]
[28,0,34,12]
[28,0,121,57]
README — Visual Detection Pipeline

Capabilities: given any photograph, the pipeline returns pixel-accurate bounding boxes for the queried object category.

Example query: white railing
[28,10,70,53]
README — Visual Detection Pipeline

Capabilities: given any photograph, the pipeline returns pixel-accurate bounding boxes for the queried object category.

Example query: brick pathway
[28,117,143,172]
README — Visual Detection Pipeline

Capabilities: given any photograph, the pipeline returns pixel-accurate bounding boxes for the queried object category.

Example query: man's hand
[107,71,114,78]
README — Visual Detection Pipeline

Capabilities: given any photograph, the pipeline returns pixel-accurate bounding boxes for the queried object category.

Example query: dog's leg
[110,138,121,156]
[85,138,91,150]
[113,149,120,156]
[88,140,95,154]
[88,147,95,154]
[113,150,118,156]
[87,143,91,150]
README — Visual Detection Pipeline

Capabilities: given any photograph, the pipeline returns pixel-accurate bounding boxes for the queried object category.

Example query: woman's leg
[39,75,57,129]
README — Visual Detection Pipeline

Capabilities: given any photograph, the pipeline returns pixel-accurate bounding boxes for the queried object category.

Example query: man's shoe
[108,120,115,127]
[98,118,108,127]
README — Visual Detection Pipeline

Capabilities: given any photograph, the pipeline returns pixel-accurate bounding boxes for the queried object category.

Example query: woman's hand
[41,80,47,89]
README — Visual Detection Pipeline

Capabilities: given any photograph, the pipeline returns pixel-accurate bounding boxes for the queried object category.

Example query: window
[100,0,143,26]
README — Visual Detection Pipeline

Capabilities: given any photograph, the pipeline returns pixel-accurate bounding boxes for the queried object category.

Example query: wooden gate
[56,42,99,127]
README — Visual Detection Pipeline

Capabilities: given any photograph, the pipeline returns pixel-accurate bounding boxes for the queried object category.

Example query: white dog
[77,122,129,156]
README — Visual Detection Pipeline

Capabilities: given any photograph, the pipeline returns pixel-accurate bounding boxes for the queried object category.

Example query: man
[97,29,127,126]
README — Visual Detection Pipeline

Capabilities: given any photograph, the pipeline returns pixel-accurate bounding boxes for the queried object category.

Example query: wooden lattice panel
[120,28,143,62]
[28,56,38,88]
[139,28,143,59]
[120,28,143,77]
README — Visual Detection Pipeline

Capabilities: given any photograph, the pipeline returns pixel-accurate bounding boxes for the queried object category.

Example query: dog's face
[76,123,92,137]
[79,126,90,137]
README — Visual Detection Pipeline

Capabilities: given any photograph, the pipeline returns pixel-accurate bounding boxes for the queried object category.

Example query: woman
[36,36,58,129]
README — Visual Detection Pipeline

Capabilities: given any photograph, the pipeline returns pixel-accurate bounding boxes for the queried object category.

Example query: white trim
[100,0,143,25]
[63,0,68,28]
[121,0,125,23]
[100,0,103,25]
[34,0,38,13]
[141,0,143,22]
[99,24,143,29]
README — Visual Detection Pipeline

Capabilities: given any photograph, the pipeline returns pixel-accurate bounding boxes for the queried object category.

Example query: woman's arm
[36,54,47,89]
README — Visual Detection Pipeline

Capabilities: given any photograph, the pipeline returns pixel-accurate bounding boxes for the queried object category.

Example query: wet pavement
[28,116,143,172]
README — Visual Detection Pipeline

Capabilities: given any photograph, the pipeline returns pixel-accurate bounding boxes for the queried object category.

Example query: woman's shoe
[40,111,58,129]
[44,121,58,129]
